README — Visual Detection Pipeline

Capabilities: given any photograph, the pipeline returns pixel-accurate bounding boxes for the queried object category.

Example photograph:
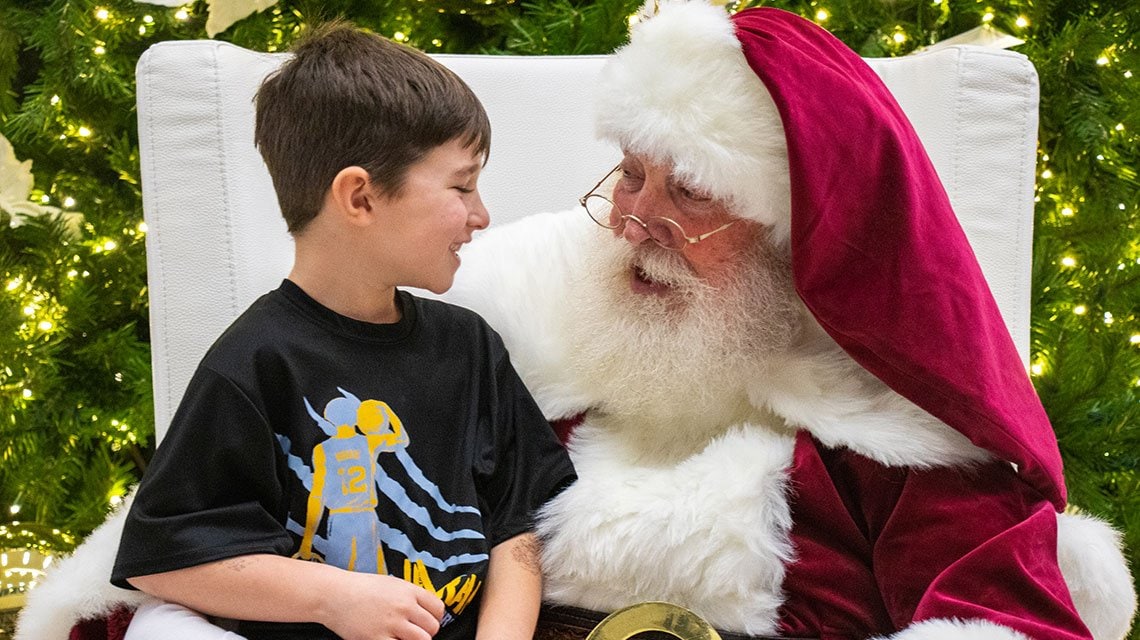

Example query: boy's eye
[454,185,475,194]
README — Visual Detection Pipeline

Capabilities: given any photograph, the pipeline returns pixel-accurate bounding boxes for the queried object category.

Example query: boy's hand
[321,572,445,640]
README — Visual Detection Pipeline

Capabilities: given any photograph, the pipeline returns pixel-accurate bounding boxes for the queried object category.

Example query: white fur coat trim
[537,421,796,636]
[874,618,1031,640]
[448,209,597,421]
[15,491,153,640]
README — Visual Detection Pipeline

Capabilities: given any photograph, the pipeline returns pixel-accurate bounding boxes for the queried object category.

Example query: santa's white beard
[565,232,800,451]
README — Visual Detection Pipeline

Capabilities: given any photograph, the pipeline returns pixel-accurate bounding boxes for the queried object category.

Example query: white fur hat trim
[595,0,792,244]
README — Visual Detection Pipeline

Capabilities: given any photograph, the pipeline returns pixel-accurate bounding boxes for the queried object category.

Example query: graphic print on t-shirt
[276,387,489,622]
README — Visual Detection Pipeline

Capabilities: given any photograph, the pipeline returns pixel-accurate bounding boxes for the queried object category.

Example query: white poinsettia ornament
[1,134,59,222]
[205,0,279,37]
[1,133,83,234]
[133,0,278,37]
[919,23,1025,53]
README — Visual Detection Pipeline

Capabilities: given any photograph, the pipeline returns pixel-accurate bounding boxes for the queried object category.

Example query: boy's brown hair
[254,21,491,233]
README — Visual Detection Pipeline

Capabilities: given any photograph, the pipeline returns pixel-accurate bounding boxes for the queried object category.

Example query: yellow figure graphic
[298,395,407,574]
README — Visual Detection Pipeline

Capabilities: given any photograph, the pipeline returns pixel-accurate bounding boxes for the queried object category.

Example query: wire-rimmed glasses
[579,164,737,251]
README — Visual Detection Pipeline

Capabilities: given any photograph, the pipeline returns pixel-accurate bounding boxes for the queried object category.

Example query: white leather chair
[135,39,1039,444]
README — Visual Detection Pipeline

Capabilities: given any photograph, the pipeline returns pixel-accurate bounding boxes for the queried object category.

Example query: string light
[1041,169,1053,179]
[892,29,907,45]
[1131,334,1140,345]
[1015,16,1029,28]
[982,11,995,23]
[1061,206,1075,217]
[62,197,76,208]
[1061,256,1077,267]
[1073,305,1088,316]
[815,9,830,22]
[1097,56,1110,66]
[94,7,110,21]
[175,8,190,21]
[0,548,54,597]
[1103,312,1114,325]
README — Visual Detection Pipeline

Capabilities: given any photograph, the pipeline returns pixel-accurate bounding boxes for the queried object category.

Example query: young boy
[111,22,576,640]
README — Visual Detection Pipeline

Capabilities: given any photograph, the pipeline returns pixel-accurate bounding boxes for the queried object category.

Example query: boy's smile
[371,138,489,295]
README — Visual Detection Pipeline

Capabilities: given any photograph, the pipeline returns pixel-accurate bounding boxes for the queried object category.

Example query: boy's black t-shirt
[112,280,576,640]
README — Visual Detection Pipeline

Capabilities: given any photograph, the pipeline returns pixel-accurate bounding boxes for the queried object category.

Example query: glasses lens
[644,217,684,250]
[584,195,620,229]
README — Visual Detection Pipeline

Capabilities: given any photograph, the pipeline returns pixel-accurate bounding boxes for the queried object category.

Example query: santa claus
[441,2,1137,639]
[15,2,1137,639]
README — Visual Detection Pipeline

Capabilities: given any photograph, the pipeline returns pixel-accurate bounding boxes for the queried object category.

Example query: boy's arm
[127,553,445,640]
[475,532,544,640]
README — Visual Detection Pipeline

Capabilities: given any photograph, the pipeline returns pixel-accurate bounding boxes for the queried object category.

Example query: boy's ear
[329,166,377,226]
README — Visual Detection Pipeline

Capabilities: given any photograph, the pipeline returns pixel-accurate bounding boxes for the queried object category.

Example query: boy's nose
[469,196,490,230]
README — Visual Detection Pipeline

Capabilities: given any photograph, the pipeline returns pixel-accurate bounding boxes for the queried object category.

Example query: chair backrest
[136,40,1039,443]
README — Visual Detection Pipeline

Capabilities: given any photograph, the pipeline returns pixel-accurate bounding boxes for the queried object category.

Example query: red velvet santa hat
[596,0,1067,509]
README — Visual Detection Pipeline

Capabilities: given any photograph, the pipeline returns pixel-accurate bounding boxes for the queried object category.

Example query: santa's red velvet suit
[14,2,1137,640]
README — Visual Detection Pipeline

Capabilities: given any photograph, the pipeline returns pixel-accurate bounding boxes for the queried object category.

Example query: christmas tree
[0,0,1136,635]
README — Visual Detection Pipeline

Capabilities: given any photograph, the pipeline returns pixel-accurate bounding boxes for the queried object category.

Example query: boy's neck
[287,261,401,325]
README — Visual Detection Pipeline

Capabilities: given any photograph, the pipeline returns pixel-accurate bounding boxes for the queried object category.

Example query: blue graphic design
[276,389,487,575]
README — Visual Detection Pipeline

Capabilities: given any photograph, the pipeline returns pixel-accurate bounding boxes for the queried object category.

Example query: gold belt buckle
[585,602,723,640]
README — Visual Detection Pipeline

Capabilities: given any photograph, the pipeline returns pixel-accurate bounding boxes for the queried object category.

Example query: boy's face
[372,138,489,294]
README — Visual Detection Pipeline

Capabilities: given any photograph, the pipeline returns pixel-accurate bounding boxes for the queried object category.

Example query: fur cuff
[874,619,1030,640]
[448,209,596,419]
